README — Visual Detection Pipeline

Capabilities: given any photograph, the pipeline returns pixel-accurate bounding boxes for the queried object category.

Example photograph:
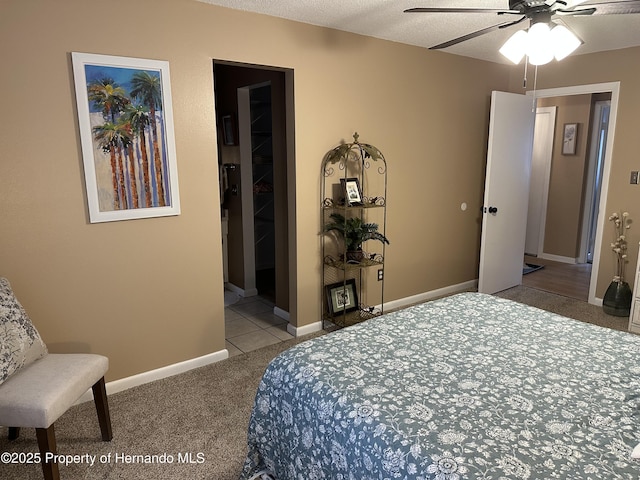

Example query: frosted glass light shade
[499,30,528,64]
[527,22,554,65]
[550,25,582,60]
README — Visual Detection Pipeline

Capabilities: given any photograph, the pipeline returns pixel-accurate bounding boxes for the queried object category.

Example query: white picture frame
[72,52,180,223]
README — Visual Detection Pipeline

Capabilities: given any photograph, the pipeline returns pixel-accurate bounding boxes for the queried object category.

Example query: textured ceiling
[197,0,640,64]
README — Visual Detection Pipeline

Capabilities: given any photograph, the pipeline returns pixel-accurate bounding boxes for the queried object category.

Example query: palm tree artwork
[84,64,171,212]
[131,71,166,207]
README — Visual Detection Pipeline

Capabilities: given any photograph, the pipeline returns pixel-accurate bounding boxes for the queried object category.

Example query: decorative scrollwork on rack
[363,196,386,207]
[367,252,384,264]
[357,305,381,318]
[323,165,335,177]
[327,305,382,328]
[323,254,340,266]
[323,252,384,269]
[323,198,336,208]
[323,133,386,169]
[323,197,385,209]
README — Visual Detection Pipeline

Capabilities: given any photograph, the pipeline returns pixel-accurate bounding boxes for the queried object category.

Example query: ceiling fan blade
[404,7,521,14]
[581,0,640,15]
[555,0,640,16]
[430,18,525,50]
[555,7,597,15]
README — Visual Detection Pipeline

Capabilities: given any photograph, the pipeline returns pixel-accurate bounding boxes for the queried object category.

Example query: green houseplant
[323,213,389,263]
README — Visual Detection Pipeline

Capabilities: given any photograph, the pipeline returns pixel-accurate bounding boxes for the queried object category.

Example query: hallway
[523,255,591,301]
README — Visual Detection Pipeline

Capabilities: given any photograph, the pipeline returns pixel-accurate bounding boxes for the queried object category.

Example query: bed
[240,292,640,479]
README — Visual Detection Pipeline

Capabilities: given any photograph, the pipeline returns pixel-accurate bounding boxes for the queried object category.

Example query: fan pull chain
[532,64,539,112]
[522,57,537,112]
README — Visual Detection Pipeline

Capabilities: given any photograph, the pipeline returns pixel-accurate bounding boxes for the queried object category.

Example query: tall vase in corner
[602,280,632,317]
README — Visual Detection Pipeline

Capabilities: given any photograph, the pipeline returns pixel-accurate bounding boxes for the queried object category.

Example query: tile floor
[225,294,293,357]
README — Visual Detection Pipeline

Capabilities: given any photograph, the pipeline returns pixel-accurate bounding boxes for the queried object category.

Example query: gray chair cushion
[0,353,108,428]
[0,278,47,386]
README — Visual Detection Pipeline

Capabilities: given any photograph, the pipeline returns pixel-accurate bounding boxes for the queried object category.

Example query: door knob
[488,206,498,214]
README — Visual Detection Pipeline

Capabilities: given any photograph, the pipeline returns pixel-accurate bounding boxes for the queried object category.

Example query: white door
[524,106,556,257]
[478,91,535,294]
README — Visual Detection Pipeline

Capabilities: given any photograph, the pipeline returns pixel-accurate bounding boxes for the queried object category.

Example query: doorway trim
[527,82,620,305]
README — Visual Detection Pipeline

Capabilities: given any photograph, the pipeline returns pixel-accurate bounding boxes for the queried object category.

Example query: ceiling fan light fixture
[550,24,582,60]
[499,29,528,64]
[500,21,581,66]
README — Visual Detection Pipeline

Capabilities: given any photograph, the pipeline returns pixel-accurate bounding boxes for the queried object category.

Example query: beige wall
[508,49,640,296]
[0,0,541,382]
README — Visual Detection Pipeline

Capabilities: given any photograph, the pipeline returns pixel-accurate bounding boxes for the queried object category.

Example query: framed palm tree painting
[72,52,180,223]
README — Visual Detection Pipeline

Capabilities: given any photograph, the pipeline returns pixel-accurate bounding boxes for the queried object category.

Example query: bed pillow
[0,277,48,386]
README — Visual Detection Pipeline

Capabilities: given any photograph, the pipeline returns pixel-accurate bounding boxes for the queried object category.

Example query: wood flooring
[522,255,591,302]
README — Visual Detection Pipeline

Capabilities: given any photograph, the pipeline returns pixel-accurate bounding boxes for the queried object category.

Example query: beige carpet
[495,285,629,332]
[0,286,630,480]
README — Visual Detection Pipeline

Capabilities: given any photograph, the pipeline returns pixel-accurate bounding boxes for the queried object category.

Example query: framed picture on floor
[325,279,359,316]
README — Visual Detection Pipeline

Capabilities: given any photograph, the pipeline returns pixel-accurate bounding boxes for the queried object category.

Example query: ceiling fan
[405,0,640,50]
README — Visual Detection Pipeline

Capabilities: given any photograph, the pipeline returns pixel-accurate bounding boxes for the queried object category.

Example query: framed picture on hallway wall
[562,123,578,155]
[72,52,181,223]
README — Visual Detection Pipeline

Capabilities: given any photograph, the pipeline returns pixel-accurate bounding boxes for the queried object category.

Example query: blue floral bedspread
[240,292,640,479]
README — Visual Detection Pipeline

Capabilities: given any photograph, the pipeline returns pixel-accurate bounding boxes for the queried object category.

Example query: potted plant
[603,211,633,316]
[323,213,389,263]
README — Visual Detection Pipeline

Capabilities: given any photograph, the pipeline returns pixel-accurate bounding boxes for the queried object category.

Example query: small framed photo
[562,123,578,155]
[340,177,363,206]
[325,279,359,316]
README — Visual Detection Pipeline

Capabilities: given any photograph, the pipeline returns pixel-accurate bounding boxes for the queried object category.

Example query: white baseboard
[76,348,229,404]
[539,253,578,264]
[225,282,258,297]
[274,306,289,321]
[287,321,323,337]
[382,279,478,312]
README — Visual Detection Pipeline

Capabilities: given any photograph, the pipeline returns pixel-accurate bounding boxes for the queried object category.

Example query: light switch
[631,171,639,185]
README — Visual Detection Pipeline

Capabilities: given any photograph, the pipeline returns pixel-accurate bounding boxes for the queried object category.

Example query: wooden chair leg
[8,427,20,440]
[36,425,59,480]
[92,377,112,441]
